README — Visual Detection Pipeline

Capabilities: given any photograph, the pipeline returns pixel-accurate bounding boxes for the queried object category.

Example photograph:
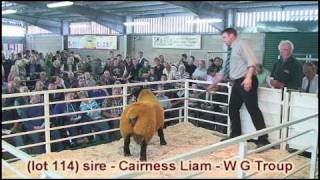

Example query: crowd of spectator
[2,46,318,154]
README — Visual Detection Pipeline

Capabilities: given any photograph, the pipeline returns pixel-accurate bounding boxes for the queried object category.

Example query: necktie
[223,46,232,80]
[306,80,311,93]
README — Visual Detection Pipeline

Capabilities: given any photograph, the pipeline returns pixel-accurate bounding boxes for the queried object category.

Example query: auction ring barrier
[2,79,318,178]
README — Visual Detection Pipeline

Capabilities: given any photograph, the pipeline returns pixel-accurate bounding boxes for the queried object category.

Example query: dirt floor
[3,122,315,179]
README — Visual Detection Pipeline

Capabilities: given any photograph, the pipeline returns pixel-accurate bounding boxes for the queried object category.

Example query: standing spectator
[256,64,270,87]
[137,51,148,69]
[301,62,318,93]
[154,57,164,81]
[269,40,303,90]
[44,53,53,76]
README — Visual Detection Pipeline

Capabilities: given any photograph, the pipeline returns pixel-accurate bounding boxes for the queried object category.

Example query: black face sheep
[120,89,167,161]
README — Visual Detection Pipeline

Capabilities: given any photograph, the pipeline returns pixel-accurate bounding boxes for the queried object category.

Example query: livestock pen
[2,80,318,178]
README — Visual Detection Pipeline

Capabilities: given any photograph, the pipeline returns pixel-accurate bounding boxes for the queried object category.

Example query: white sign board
[152,35,201,49]
[68,35,117,50]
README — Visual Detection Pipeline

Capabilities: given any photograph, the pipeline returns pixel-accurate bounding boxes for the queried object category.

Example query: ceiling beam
[13,1,126,33]
[165,1,226,31]
[99,1,167,10]
[3,14,61,34]
[220,1,318,9]
[104,4,178,13]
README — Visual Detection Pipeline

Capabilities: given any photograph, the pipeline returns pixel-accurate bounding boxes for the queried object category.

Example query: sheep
[120,88,167,161]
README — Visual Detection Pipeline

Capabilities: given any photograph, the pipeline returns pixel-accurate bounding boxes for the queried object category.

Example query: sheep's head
[126,103,145,127]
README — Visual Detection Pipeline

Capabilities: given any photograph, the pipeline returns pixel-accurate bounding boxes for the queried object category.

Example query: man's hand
[241,77,252,92]
[207,84,219,92]
[270,80,285,88]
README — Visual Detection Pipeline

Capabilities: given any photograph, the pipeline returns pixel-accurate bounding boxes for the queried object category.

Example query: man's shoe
[220,136,236,142]
[256,139,273,151]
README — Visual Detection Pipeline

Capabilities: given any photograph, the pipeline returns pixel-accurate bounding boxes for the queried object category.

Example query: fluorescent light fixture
[2,9,17,15]
[47,1,74,8]
[186,18,222,24]
[124,22,149,26]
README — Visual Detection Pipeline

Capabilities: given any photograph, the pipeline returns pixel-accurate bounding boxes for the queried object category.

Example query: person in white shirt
[192,60,207,81]
[301,62,318,93]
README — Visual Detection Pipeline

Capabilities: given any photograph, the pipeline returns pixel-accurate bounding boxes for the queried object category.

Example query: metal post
[237,141,247,178]
[184,80,189,123]
[44,91,51,153]
[309,130,318,178]
[179,108,182,123]
[280,88,289,150]
[227,82,232,137]
[123,85,128,109]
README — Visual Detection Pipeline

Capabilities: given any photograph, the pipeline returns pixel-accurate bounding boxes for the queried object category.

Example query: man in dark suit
[137,51,147,69]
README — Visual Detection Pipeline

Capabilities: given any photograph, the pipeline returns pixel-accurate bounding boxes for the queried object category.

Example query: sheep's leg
[158,128,167,145]
[140,140,147,161]
[124,135,131,156]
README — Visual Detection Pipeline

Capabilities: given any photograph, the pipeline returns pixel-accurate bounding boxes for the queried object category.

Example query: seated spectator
[54,76,66,89]
[156,85,171,110]
[87,81,109,106]
[184,56,197,76]
[101,86,122,141]
[62,56,77,74]
[139,60,151,81]
[159,54,165,65]
[192,60,207,81]
[51,60,62,77]
[77,57,90,74]
[211,57,223,72]
[7,65,20,82]
[175,64,190,80]
[21,95,63,154]
[125,58,140,83]
[301,62,318,93]
[256,63,270,87]
[2,98,25,148]
[84,72,96,87]
[160,74,175,91]
[64,72,78,89]
[163,62,177,80]
[26,55,42,80]
[109,58,125,81]
[53,92,91,147]
[34,81,45,91]
[100,70,115,86]
[78,91,109,142]
[39,71,49,88]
